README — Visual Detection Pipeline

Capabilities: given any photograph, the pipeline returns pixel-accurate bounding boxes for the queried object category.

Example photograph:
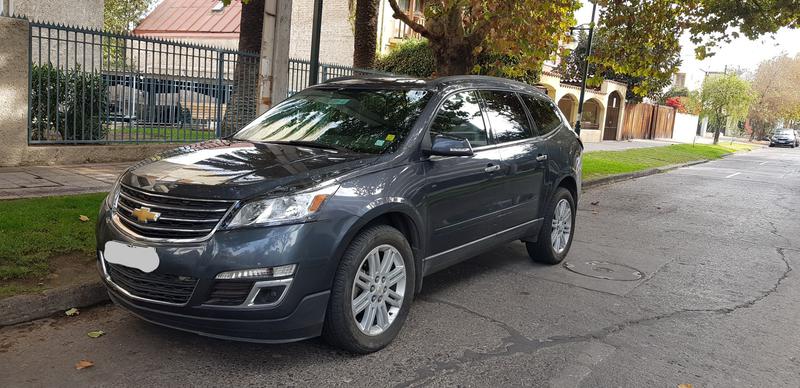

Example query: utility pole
[573,1,597,137]
[309,0,323,85]
[257,0,293,113]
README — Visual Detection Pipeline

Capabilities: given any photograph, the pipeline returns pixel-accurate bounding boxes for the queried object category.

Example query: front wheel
[322,225,414,353]
[526,187,576,265]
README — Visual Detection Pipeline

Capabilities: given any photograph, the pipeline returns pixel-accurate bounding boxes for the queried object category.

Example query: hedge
[30,64,108,141]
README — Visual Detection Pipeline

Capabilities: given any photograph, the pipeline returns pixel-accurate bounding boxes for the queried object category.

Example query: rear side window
[480,91,534,143]
[430,91,489,147]
[521,94,563,136]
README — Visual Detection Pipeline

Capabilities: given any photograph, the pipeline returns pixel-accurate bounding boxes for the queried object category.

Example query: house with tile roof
[133,0,356,66]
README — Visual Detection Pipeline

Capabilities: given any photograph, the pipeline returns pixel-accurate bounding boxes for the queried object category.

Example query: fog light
[253,285,288,305]
[215,264,296,280]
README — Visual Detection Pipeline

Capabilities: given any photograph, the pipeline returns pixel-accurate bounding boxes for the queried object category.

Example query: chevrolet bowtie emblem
[131,207,161,223]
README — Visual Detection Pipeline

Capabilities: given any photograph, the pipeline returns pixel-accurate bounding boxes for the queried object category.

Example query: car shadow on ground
[121,243,539,362]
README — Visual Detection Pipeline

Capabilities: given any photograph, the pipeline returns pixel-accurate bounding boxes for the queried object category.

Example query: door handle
[484,164,501,173]
[536,154,548,162]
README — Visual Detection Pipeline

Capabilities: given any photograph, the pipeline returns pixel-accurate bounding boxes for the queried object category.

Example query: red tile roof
[133,0,242,38]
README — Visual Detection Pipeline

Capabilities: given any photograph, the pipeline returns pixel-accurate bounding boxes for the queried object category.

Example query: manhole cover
[563,260,644,281]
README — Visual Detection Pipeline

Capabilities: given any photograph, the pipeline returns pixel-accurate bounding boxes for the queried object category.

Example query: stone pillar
[0,16,30,166]
[258,0,292,114]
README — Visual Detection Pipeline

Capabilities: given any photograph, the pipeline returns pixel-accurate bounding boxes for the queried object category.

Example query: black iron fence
[28,20,260,144]
[287,58,392,97]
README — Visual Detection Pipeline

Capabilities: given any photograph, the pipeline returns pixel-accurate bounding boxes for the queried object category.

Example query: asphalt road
[2,147,800,387]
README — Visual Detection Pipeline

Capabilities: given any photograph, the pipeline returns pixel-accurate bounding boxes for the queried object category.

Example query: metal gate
[28,20,260,144]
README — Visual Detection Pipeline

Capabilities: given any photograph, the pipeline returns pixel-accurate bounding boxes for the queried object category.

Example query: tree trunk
[712,113,722,145]
[353,0,379,68]
[221,0,265,136]
[430,40,475,76]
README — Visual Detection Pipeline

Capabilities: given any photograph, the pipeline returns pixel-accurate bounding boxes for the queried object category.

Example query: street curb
[0,155,732,327]
[583,159,711,190]
[0,279,108,326]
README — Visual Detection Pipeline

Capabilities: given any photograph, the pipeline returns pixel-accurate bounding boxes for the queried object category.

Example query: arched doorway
[581,99,602,130]
[557,94,577,125]
[604,91,622,140]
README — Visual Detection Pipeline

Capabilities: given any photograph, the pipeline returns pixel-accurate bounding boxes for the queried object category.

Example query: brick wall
[290,0,354,66]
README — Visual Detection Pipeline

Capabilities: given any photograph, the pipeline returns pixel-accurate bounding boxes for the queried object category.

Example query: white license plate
[103,241,160,273]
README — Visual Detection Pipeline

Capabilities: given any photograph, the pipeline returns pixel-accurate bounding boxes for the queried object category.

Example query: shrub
[374,38,436,77]
[30,64,108,142]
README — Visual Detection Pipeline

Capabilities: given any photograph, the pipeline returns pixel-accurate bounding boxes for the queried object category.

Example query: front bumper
[771,139,796,146]
[96,204,355,342]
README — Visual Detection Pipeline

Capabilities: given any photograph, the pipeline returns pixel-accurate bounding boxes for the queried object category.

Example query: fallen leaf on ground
[75,360,94,370]
[592,210,599,215]
[677,384,693,388]
[65,308,79,316]
[87,330,105,338]
[590,201,599,205]
[79,215,90,222]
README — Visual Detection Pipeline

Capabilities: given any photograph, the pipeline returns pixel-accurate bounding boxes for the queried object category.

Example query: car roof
[312,74,545,96]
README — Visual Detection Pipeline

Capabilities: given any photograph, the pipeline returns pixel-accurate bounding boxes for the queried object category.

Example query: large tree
[748,54,800,139]
[387,0,580,76]
[220,0,265,135]
[700,73,754,144]
[592,0,800,97]
[353,0,380,68]
[560,31,680,102]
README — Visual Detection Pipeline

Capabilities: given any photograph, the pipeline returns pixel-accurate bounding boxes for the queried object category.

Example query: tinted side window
[521,94,563,136]
[480,91,534,143]
[430,91,488,147]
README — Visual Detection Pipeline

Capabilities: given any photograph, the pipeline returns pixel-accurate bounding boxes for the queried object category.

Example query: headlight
[225,184,339,228]
[104,176,123,210]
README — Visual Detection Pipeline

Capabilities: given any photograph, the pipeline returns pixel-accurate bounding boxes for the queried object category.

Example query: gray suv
[96,76,583,353]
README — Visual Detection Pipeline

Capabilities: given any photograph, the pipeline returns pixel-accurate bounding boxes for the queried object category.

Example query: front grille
[204,281,254,306]
[115,184,236,240]
[107,263,197,304]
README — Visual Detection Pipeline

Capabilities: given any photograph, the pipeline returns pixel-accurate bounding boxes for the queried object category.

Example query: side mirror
[425,134,474,157]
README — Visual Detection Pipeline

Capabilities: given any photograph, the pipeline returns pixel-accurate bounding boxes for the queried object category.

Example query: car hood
[121,140,376,199]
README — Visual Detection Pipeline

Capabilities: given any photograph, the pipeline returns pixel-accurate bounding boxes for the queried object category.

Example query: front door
[479,90,546,231]
[424,90,506,255]
[604,93,621,140]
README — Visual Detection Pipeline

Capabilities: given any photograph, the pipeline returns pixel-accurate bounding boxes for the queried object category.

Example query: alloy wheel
[551,198,572,254]
[351,244,407,336]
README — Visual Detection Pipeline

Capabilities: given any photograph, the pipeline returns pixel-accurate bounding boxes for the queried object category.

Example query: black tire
[526,187,576,265]
[322,225,415,353]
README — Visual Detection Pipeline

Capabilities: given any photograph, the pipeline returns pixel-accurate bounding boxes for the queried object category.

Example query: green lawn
[582,143,752,180]
[0,193,106,297]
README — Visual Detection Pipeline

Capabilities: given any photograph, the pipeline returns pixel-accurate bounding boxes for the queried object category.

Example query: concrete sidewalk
[0,163,129,199]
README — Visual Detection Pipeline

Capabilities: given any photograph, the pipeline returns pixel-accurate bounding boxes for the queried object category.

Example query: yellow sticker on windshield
[386,134,396,141]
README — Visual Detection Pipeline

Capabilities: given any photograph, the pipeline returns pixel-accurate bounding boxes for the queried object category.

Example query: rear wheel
[526,187,576,265]
[322,225,414,353]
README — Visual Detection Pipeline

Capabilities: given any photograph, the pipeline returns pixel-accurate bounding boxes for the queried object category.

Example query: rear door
[424,90,506,255]
[479,90,546,230]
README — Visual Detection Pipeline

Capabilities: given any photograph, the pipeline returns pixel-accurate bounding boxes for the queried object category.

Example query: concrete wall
[672,112,700,143]
[0,16,182,167]
[13,0,103,28]
[289,0,354,65]
[0,16,30,165]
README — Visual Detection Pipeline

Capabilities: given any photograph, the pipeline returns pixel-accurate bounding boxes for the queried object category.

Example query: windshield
[774,129,794,136]
[233,88,431,154]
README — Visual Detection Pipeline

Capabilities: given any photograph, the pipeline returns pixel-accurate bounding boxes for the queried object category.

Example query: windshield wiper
[260,140,356,154]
